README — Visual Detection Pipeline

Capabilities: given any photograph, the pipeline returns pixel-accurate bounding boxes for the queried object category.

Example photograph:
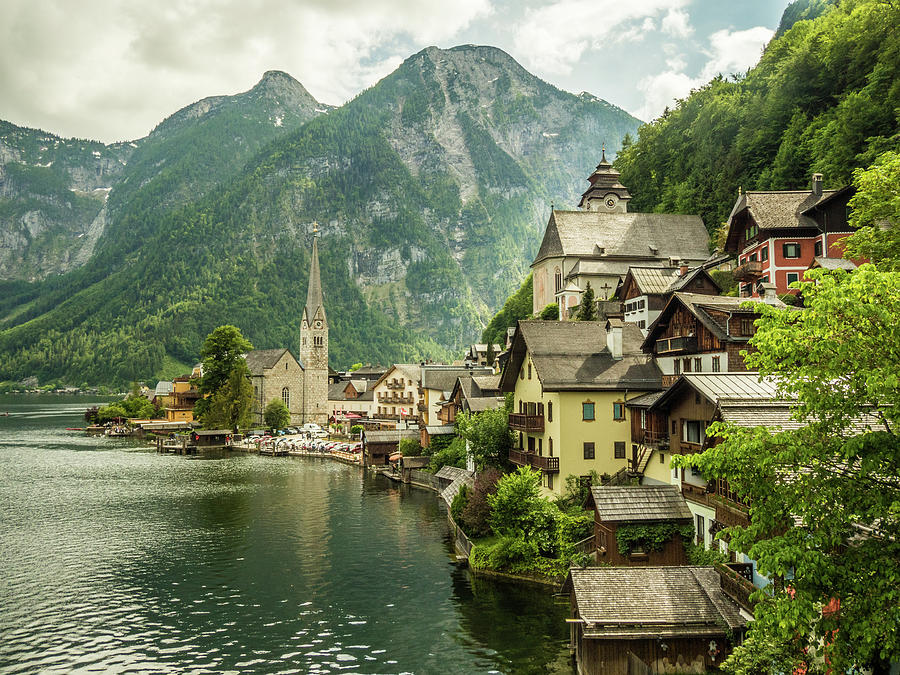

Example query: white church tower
[300,225,329,425]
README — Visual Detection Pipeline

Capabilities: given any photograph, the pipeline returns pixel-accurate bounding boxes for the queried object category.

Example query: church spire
[304,224,325,323]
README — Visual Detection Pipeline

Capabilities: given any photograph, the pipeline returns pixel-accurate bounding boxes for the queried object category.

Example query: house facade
[371,364,421,422]
[419,365,493,426]
[724,175,857,297]
[619,265,720,333]
[500,320,661,496]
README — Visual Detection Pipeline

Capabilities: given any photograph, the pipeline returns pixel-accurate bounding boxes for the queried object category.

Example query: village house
[371,364,421,422]
[419,365,493,426]
[499,319,661,496]
[588,485,693,566]
[531,151,710,315]
[438,373,504,425]
[724,174,858,297]
[463,343,502,367]
[618,264,720,333]
[245,348,304,426]
[165,375,201,422]
[362,428,419,466]
[328,378,375,420]
[565,566,747,675]
[641,292,786,387]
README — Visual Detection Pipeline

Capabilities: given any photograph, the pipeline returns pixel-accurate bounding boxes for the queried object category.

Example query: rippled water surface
[0,395,573,674]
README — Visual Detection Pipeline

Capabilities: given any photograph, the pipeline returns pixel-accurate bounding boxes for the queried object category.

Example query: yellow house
[499,319,662,496]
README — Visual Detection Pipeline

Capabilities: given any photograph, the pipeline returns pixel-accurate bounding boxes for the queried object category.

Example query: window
[614,441,626,459]
[638,320,645,329]
[694,358,702,373]
[814,240,823,257]
[740,318,753,335]
[741,283,754,296]
[549,437,553,456]
[520,365,524,380]
[546,473,553,491]
[749,252,758,262]
[547,402,552,422]
[640,409,647,429]
[554,267,562,294]
[528,436,536,452]
[787,272,800,286]
[528,363,532,379]
[674,359,681,375]
[659,452,666,464]
[746,223,758,239]
[783,242,801,259]
[538,438,543,455]
[285,362,288,370]
[613,402,625,420]
[582,402,595,421]
[760,247,769,262]
[583,442,595,459]
[282,387,290,408]
[683,420,703,445]
[314,336,323,347]
[672,420,677,434]
[683,358,692,373]
[712,356,721,372]
[696,514,705,546]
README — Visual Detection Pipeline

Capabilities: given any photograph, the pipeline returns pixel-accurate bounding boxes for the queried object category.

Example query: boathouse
[564,566,747,675]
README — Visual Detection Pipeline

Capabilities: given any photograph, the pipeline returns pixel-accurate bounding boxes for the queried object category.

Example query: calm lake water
[0,395,573,674]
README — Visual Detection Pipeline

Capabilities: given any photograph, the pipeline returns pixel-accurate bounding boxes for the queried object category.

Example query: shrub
[461,467,501,538]
[399,437,422,456]
[350,424,363,436]
[450,484,470,524]
[428,435,467,472]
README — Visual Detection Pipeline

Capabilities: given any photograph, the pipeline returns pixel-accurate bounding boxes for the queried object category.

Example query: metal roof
[681,373,781,401]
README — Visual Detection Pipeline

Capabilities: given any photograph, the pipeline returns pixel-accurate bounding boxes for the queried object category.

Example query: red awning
[344,412,361,419]
[389,452,402,461]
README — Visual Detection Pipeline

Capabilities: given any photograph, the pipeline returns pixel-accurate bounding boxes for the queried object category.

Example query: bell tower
[300,223,329,425]
[577,146,631,213]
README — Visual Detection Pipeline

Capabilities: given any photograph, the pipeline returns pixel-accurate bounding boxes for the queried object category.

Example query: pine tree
[575,282,597,321]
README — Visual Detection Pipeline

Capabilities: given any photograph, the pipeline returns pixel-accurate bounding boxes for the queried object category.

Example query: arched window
[282,387,290,408]
[554,267,562,294]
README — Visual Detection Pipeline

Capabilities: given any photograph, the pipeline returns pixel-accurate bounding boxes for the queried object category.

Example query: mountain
[0,45,640,386]
[614,0,899,235]
[0,70,325,284]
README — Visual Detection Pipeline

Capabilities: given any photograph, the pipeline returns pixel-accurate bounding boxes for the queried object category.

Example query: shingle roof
[682,373,781,401]
[590,485,692,522]
[740,190,837,231]
[245,348,294,375]
[471,374,501,393]
[435,466,474,481]
[624,390,666,408]
[533,210,709,266]
[374,364,421,388]
[503,321,662,392]
[717,400,889,435]
[349,379,369,393]
[441,474,475,508]
[567,567,747,638]
[467,397,506,412]
[154,381,174,396]
[304,235,325,323]
[328,382,348,401]
[364,429,419,444]
[421,366,491,392]
[627,266,683,294]
[812,257,857,271]
[425,425,455,435]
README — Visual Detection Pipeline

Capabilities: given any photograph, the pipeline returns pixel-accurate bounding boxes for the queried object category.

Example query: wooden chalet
[641,292,786,387]
[589,485,693,566]
[438,373,504,425]
[362,428,419,466]
[724,175,858,297]
[564,566,747,675]
[619,265,720,333]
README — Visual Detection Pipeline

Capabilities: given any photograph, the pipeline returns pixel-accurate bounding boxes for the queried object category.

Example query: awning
[389,452,402,461]
[344,412,361,419]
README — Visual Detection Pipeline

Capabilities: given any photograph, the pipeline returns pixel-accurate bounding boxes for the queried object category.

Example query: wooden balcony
[733,260,764,281]
[715,499,750,528]
[509,448,559,473]
[639,429,669,448]
[716,562,758,612]
[655,335,698,355]
[508,413,544,432]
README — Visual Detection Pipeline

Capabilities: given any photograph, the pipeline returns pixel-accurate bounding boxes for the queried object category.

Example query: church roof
[304,234,325,323]
[245,348,299,375]
[533,210,709,267]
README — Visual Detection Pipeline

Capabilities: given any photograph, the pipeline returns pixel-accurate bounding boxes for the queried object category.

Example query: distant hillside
[0,45,639,386]
[615,0,899,234]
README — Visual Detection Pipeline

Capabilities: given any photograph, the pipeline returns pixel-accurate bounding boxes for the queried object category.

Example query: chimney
[606,319,623,360]
[679,260,689,277]
[812,173,823,196]
[758,282,779,304]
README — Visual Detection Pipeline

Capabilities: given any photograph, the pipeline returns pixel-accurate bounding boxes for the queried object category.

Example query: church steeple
[578,145,632,212]
[303,225,325,325]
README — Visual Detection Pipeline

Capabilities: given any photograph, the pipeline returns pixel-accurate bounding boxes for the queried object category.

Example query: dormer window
[746,223,758,240]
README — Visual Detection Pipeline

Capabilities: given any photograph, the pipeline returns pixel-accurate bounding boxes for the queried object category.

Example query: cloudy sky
[1,0,786,143]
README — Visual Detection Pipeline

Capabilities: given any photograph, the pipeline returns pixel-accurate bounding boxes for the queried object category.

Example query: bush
[264,398,290,429]
[539,303,559,320]
[461,467,502,538]
[450,484,470,524]
[350,424,363,437]
[399,437,423,456]
[428,435,466,472]
[488,466,543,536]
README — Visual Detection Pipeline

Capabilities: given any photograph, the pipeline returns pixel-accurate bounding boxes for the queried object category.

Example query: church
[246,227,329,426]
[531,151,711,316]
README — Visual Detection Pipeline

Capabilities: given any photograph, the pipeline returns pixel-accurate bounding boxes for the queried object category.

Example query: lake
[0,395,573,674]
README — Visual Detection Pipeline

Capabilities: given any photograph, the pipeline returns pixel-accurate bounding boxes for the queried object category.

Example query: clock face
[314,320,322,329]
[605,196,618,209]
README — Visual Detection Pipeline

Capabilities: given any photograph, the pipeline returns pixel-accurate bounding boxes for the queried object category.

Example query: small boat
[66,427,85,431]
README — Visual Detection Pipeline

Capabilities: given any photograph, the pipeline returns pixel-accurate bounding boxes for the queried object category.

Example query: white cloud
[512,0,689,75]
[661,8,693,38]
[0,0,492,142]
[632,24,773,123]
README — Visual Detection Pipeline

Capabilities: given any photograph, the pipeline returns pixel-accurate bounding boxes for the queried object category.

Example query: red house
[724,174,857,298]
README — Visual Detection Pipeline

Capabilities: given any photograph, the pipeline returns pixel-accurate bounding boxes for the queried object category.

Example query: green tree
[574,282,596,321]
[348,363,363,372]
[538,303,559,320]
[399,437,422,456]
[456,406,513,470]
[194,325,252,423]
[674,264,900,673]
[264,398,290,430]
[844,150,900,267]
[484,340,495,367]
[203,360,254,431]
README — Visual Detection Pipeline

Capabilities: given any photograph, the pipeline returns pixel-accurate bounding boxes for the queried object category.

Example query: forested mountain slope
[615,0,899,235]
[0,45,639,385]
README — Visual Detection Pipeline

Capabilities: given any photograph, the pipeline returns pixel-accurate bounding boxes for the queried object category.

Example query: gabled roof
[650,373,782,413]
[421,366,492,392]
[467,397,506,412]
[471,374,501,393]
[590,485,692,523]
[244,348,299,375]
[565,567,747,638]
[435,465,474,481]
[642,292,785,350]
[349,379,369,393]
[500,320,662,392]
[373,364,421,389]
[440,474,476,508]
[364,429,419,444]
[623,265,721,296]
[154,381,174,396]
[328,381,349,401]
[532,210,709,267]
[811,256,857,271]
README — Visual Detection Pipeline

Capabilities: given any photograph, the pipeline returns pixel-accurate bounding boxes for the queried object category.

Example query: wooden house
[419,365,492,426]
[589,485,693,566]
[439,373,504,425]
[619,265,720,333]
[362,428,419,466]
[564,566,747,675]
[724,175,858,298]
[641,292,786,386]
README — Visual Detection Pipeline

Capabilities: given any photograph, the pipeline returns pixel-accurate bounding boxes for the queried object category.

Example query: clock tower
[300,224,329,425]
[577,146,631,213]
